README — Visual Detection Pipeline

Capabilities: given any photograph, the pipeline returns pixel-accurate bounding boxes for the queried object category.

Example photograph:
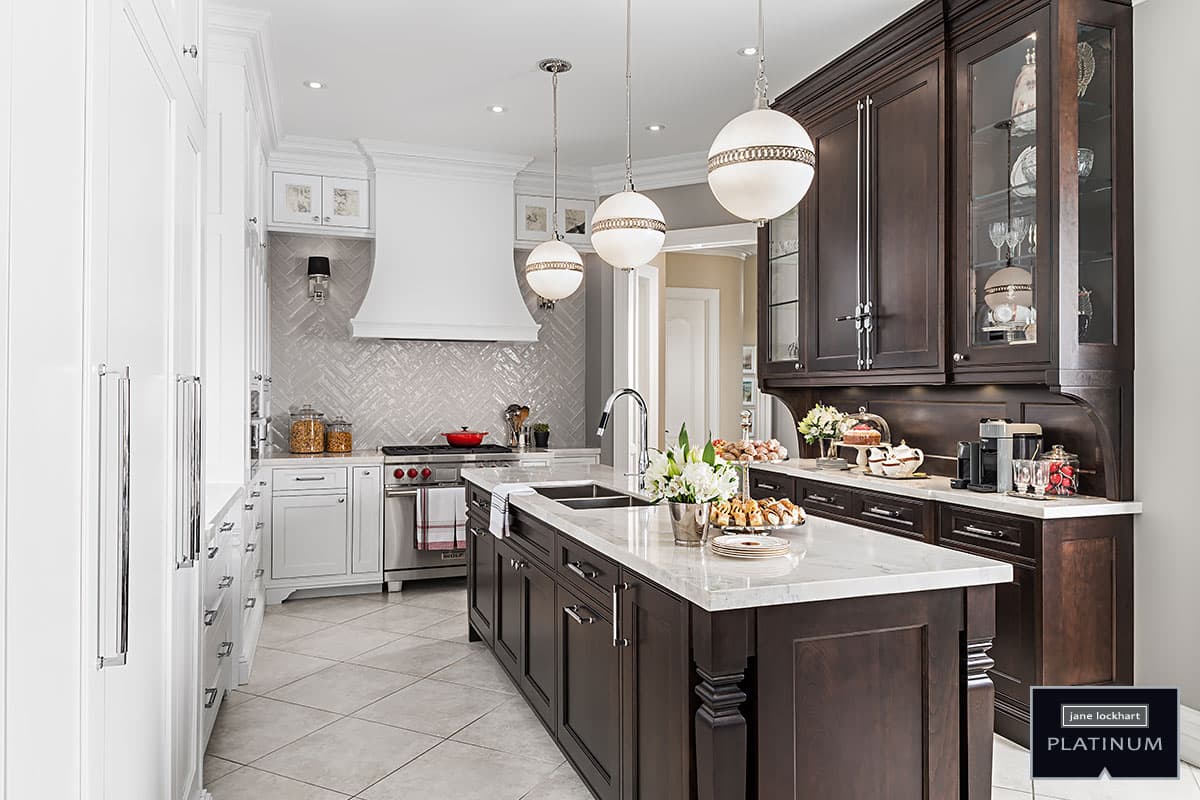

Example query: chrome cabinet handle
[865,505,901,519]
[219,521,235,532]
[293,476,325,482]
[250,491,261,498]
[203,609,217,626]
[207,546,219,559]
[564,605,594,625]
[245,597,257,610]
[863,94,873,370]
[182,44,198,58]
[855,98,865,370]
[175,376,195,569]
[808,493,834,504]
[203,688,218,709]
[192,377,203,565]
[470,497,489,510]
[612,583,630,648]
[471,527,488,537]
[245,542,257,553]
[248,217,258,224]
[254,568,264,578]
[217,641,234,658]
[255,521,264,529]
[244,503,254,511]
[509,558,526,570]
[217,575,234,589]
[756,482,779,492]
[953,352,968,363]
[97,364,131,669]
[961,523,1004,539]
[566,561,598,579]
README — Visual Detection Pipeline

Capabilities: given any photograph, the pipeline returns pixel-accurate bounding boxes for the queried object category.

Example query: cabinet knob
[312,215,320,222]
[794,362,803,370]
[248,216,258,224]
[953,352,968,363]
[337,497,345,503]
[323,216,331,222]
[182,44,198,58]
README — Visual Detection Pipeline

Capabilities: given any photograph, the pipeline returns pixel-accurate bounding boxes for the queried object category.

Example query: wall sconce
[307,256,331,305]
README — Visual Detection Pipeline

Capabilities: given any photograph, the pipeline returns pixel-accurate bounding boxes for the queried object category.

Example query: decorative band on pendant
[591,217,668,235]
[707,144,816,174]
[525,260,584,274]
[983,283,1032,297]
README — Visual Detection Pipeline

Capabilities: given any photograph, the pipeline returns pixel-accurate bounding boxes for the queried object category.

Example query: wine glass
[1012,459,1032,494]
[1027,222,1037,255]
[988,221,1008,262]
[1031,459,1050,499]
[1006,216,1028,259]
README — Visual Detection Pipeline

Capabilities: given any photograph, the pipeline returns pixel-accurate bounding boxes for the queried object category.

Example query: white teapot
[890,440,925,476]
[866,445,892,476]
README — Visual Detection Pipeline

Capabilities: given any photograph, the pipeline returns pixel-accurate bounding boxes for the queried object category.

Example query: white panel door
[322,176,370,228]
[271,171,322,225]
[351,467,383,574]
[271,494,349,579]
[664,288,720,442]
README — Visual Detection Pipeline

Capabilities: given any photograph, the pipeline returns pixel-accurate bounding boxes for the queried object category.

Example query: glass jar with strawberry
[1038,444,1080,496]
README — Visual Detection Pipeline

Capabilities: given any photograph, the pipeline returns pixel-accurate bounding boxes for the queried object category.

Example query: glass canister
[326,416,353,453]
[289,404,325,454]
[1039,444,1080,496]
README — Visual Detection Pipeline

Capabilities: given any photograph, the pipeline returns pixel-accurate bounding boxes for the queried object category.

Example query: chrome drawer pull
[250,491,261,498]
[203,609,217,626]
[566,561,598,579]
[471,527,488,537]
[255,521,264,529]
[245,542,257,553]
[757,482,779,492]
[509,558,527,570]
[808,493,833,504]
[203,688,218,709]
[962,524,1004,539]
[471,498,489,510]
[244,503,254,512]
[612,583,630,648]
[219,521,234,532]
[866,506,901,519]
[564,605,594,625]
[254,568,264,578]
[293,476,326,482]
[217,575,234,589]
[217,641,234,658]
[245,597,257,610]
[207,546,219,559]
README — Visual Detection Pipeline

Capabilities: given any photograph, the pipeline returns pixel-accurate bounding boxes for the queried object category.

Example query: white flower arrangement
[643,424,740,505]
[796,403,845,445]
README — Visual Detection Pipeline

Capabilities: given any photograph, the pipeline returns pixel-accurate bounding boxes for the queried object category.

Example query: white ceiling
[239,0,921,167]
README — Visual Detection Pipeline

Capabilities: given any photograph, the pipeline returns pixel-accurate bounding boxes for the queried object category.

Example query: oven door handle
[385,487,420,498]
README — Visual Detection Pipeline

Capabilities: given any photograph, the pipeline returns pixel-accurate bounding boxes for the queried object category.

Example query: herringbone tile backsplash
[267,233,587,450]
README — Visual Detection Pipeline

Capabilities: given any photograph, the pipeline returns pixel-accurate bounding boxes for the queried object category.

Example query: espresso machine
[955,419,1043,493]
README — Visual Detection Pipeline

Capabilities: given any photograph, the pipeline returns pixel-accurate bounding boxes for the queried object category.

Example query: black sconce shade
[307,256,331,277]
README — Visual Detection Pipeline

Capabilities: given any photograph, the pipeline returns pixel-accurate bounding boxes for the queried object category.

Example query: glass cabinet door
[958,12,1051,364]
[766,205,801,367]
[1076,22,1114,346]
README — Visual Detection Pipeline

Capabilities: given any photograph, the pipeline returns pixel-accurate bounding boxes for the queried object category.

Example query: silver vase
[668,501,712,547]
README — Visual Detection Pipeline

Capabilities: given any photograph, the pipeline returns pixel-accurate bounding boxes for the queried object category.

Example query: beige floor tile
[203,754,241,783]
[350,603,460,635]
[430,649,518,695]
[451,698,562,764]
[414,612,482,645]
[222,689,256,708]
[207,765,349,799]
[521,762,594,800]
[256,614,333,648]
[276,595,388,623]
[267,662,421,715]
[1035,774,1200,800]
[241,648,338,695]
[388,580,468,612]
[351,635,473,676]
[276,624,400,661]
[253,717,440,795]
[353,677,509,737]
[1191,763,1200,789]
[993,733,1033,793]
[359,740,556,800]
[207,696,339,763]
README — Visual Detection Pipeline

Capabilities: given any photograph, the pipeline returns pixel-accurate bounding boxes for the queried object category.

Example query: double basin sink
[533,482,653,511]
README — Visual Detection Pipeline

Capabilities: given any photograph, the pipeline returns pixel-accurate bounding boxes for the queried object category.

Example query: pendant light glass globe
[707,107,815,224]
[525,239,583,301]
[591,190,666,270]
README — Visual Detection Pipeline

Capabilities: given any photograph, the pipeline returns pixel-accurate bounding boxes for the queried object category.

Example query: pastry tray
[713,520,803,534]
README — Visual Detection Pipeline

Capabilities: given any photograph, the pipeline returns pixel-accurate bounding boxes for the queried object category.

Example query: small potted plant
[643,424,740,546]
[797,403,848,469]
[531,421,550,449]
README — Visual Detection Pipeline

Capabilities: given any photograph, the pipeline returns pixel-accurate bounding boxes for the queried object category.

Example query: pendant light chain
[624,0,634,191]
[754,0,769,109]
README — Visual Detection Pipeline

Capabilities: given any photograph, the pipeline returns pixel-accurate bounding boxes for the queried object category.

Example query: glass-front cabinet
[761,204,804,375]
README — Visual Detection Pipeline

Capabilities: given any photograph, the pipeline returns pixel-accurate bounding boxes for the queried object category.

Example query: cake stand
[831,440,891,471]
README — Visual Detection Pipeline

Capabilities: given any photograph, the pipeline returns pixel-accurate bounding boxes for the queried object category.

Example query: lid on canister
[290,403,323,419]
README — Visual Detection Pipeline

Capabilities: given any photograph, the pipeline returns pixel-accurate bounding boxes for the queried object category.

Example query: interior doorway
[665,287,720,442]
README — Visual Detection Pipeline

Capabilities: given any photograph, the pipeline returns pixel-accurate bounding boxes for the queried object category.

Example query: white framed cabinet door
[271,493,350,579]
[321,176,370,228]
[272,171,323,226]
[351,467,383,574]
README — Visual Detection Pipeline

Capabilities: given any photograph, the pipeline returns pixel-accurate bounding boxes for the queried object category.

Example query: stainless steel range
[381,443,519,590]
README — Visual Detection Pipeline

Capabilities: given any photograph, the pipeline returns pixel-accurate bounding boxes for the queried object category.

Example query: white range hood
[352,141,540,342]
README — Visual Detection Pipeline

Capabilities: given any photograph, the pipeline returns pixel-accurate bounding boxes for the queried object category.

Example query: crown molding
[358,139,532,182]
[661,222,757,256]
[270,135,371,177]
[208,4,280,152]
[514,159,598,200]
[591,150,709,195]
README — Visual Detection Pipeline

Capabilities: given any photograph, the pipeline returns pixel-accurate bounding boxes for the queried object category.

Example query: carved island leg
[691,607,753,800]
[964,585,997,800]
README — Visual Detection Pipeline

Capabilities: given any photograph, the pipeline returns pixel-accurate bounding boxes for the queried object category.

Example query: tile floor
[206,579,1200,800]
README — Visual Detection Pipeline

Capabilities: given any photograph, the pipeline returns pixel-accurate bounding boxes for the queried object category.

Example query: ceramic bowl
[881,459,904,478]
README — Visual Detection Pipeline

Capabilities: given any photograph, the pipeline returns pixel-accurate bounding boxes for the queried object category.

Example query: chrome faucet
[596,388,650,488]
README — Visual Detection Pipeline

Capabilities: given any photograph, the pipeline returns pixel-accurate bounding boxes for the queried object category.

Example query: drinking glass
[988,221,1008,262]
[1031,459,1050,498]
[1006,216,1028,258]
[1012,459,1032,494]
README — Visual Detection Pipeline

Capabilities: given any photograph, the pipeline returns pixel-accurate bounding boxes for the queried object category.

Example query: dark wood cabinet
[466,526,495,646]
[520,555,558,727]
[493,539,523,678]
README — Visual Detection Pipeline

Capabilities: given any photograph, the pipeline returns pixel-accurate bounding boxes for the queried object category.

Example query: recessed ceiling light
[304,80,325,89]
[737,46,759,56]
[488,105,506,113]
[646,123,666,132]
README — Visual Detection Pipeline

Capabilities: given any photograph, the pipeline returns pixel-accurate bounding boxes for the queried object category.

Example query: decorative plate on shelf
[1078,41,1096,99]
[1010,146,1037,197]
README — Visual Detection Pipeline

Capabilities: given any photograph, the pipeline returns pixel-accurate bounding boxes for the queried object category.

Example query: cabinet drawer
[796,479,856,518]
[556,537,620,605]
[938,505,1036,562]
[854,490,931,540]
[273,467,347,491]
[467,485,492,517]
[748,470,796,500]
[202,600,232,692]
[508,513,555,565]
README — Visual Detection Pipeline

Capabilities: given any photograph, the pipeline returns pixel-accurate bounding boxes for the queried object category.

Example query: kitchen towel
[489,483,535,537]
[417,486,465,550]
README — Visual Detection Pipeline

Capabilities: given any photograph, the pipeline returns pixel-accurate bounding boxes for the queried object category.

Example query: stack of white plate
[709,534,791,559]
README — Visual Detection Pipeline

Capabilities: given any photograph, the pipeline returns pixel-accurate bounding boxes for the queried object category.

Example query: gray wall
[584,252,615,464]
[643,183,742,230]
[267,232,587,449]
[1133,0,1200,710]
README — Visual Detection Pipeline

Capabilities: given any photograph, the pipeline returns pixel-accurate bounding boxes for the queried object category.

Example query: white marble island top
[462,464,1013,612]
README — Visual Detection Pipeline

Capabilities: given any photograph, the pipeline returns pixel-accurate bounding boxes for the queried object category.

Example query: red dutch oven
[441,427,488,447]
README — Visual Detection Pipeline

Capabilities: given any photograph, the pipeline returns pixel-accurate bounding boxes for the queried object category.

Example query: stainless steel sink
[556,495,653,510]
[533,483,629,500]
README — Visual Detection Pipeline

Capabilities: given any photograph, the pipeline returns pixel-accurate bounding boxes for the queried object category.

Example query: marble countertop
[461,464,1013,612]
[750,459,1142,520]
[258,447,599,467]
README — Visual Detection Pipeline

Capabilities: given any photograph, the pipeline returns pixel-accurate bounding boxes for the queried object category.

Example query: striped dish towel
[416,486,465,550]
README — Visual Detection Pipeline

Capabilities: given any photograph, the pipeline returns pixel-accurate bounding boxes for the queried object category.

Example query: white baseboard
[1183,704,1200,768]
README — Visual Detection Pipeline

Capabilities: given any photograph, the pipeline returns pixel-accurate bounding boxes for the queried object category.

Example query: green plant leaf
[678,423,689,451]
[702,440,716,466]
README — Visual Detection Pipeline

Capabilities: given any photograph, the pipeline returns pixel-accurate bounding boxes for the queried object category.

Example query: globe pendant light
[525,59,584,303]
[707,0,815,225]
[590,0,666,270]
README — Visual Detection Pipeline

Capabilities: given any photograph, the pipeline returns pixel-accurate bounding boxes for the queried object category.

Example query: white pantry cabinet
[272,171,371,229]
[351,466,384,574]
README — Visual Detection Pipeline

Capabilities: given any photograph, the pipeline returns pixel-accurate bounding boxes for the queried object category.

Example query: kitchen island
[462,464,1012,800]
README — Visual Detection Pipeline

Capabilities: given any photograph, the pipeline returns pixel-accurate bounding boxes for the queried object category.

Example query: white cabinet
[351,467,383,574]
[236,472,268,684]
[272,171,371,230]
[271,492,350,579]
